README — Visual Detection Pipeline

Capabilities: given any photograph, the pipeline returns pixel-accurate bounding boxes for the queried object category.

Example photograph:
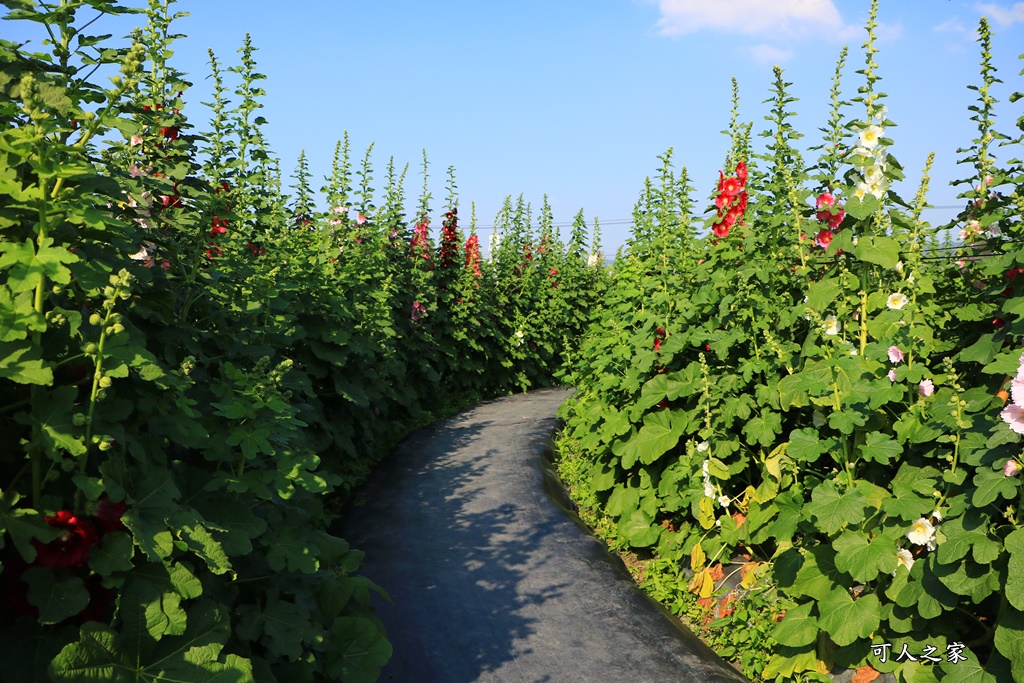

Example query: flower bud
[111,323,125,335]
[84,343,98,354]
[52,284,63,295]
[72,413,86,426]
[89,313,102,326]
[99,376,112,388]
[98,440,112,452]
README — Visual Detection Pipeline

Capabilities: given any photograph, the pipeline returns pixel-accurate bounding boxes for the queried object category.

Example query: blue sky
[7,1,1024,254]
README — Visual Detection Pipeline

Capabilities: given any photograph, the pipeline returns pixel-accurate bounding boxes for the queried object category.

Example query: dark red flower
[94,496,126,534]
[160,126,179,141]
[32,511,98,569]
[994,318,1006,328]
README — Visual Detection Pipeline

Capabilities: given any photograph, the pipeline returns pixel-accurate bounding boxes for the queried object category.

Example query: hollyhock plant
[465,235,482,277]
[32,510,98,569]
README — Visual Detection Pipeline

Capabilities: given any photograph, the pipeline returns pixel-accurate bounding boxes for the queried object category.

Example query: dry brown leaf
[851,665,880,683]
[708,563,725,581]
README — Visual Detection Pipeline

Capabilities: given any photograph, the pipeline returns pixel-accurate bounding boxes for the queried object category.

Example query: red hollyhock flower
[815,229,833,249]
[654,338,662,351]
[993,318,1006,328]
[736,161,748,186]
[94,495,127,534]
[32,511,98,569]
[712,221,731,239]
[160,126,179,141]
[720,176,742,199]
[210,216,229,237]
[465,235,482,277]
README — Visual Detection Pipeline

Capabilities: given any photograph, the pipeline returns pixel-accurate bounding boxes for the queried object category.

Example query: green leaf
[787,428,827,463]
[806,479,867,534]
[15,385,86,457]
[617,409,685,468]
[0,237,79,293]
[0,491,60,562]
[858,432,901,465]
[973,468,1020,507]
[993,607,1024,680]
[266,528,319,574]
[605,485,640,518]
[0,340,53,385]
[853,235,901,269]
[24,567,90,624]
[817,587,880,646]
[88,532,134,576]
[621,508,661,547]
[961,334,1001,365]
[327,617,392,683]
[743,411,782,448]
[806,278,843,312]
[773,601,819,647]
[1007,529,1024,612]
[833,531,897,583]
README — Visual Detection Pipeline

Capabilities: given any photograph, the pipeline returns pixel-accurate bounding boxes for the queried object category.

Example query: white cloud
[976,2,1024,25]
[748,44,795,64]
[933,17,979,48]
[652,0,851,38]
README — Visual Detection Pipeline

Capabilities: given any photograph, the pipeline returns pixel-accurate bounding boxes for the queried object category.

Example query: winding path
[341,387,749,683]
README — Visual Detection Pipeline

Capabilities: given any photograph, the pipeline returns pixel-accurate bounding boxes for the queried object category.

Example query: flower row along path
[341,387,748,682]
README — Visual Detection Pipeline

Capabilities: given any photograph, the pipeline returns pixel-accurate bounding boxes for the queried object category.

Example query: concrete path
[341,387,749,683]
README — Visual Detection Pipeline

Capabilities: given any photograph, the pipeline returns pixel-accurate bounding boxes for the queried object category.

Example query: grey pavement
[341,387,750,683]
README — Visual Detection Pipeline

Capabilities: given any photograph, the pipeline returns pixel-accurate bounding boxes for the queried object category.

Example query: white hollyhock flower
[860,125,884,149]
[822,315,841,336]
[907,518,936,547]
[887,292,909,310]
[514,330,525,347]
[587,252,601,268]
[893,548,915,574]
[718,495,730,508]
[697,441,709,453]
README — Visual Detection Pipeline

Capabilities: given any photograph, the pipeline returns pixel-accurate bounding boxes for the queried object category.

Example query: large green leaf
[833,531,897,583]
[50,601,254,682]
[326,617,392,683]
[1007,529,1024,612]
[616,409,685,468]
[773,601,818,647]
[24,567,90,624]
[852,235,901,269]
[806,479,867,534]
[993,607,1024,682]
[817,587,880,646]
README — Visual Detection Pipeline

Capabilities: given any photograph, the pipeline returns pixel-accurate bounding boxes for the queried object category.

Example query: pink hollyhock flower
[411,301,426,322]
[130,135,143,147]
[356,213,367,225]
[888,346,904,364]
[331,205,347,214]
[1003,405,1024,434]
[888,369,897,382]
[32,511,98,568]
[815,229,833,249]
[1004,459,1021,477]
[918,379,935,397]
